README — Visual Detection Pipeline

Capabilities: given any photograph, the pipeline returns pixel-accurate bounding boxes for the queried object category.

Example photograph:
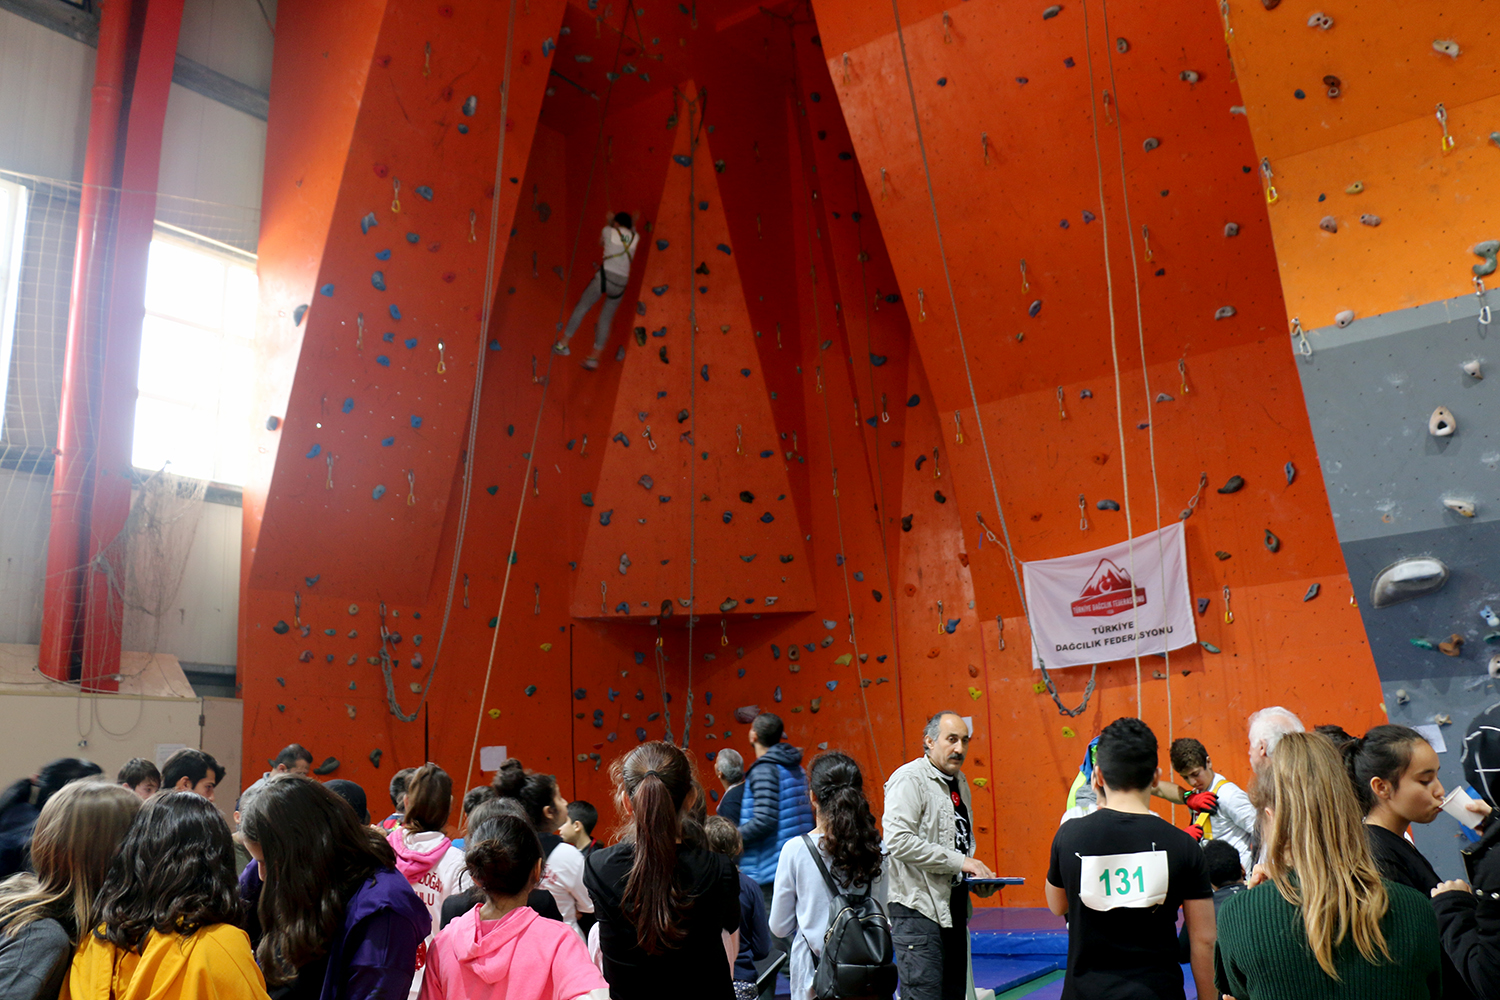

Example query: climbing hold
[1360,214,1381,227]
[720,599,739,612]
[1201,643,1222,654]
[1303,583,1321,602]
[739,491,755,503]
[1082,211,1096,224]
[1473,241,1500,278]
[1345,181,1364,195]
[1433,38,1461,58]
[319,283,335,297]
[372,484,386,500]
[272,620,290,635]
[760,512,774,523]
[1042,4,1061,17]
[967,687,982,701]
[293,304,308,325]
[901,515,913,532]
[774,686,783,703]
[638,475,654,490]
[371,271,386,291]
[1306,11,1332,29]
[1285,462,1296,485]
[1142,137,1160,152]
[1335,309,1355,328]
[1371,556,1449,608]
[1218,475,1245,494]
[1463,359,1483,380]
[700,364,710,381]
[1180,70,1200,84]
[1155,393,1174,403]
[945,619,960,634]
[788,647,800,662]
[717,244,732,255]
[580,492,593,507]
[1080,389,1093,399]
[618,554,630,574]
[1439,634,1466,657]
[1215,551,1232,561]
[1214,306,1236,320]
[600,510,613,525]
[1028,300,1042,317]
[1197,598,1210,615]
[360,212,378,235]
[1319,216,1337,233]
[1442,496,1477,518]
[1492,655,1500,679]
[810,698,822,714]
[1115,37,1129,52]
[1264,529,1281,553]
[1429,406,1457,437]
[934,492,947,504]
[413,185,433,201]
[306,444,322,459]
[1224,223,1240,237]
[1097,499,1120,511]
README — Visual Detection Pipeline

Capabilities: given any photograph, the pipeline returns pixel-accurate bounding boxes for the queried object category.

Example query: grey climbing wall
[1295,291,1497,876]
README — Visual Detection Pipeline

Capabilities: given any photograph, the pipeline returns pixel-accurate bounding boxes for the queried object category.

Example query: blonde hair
[1258,731,1390,978]
[0,778,141,942]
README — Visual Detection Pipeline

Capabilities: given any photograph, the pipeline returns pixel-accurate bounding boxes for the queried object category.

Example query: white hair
[714,748,744,785]
[1247,706,1305,756]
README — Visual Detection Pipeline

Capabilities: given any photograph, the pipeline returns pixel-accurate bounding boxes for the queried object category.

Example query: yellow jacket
[62,923,270,1000]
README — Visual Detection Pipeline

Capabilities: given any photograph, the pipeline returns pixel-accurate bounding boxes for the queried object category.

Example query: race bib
[1077,850,1170,911]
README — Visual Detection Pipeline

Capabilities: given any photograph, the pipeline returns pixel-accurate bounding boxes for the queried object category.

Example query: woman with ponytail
[768,751,887,1000]
[388,764,467,1000]
[583,741,741,999]
[420,814,606,1000]
[492,760,593,937]
[1215,732,1441,999]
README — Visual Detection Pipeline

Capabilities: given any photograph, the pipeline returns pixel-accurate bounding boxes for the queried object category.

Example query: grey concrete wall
[1295,290,1500,879]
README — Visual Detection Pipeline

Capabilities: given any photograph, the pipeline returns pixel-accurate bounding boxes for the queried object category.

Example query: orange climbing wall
[242,0,1386,907]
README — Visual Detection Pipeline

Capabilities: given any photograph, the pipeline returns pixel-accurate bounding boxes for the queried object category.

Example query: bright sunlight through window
[132,234,257,486]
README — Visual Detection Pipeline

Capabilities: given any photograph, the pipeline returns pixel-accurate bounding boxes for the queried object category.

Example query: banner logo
[1070,558,1148,618]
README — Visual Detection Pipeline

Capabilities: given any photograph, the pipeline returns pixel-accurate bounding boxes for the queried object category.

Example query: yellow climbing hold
[488,708,501,719]
[968,686,982,700]
[834,653,853,665]
[973,777,989,788]
[1032,682,1047,694]
[1062,726,1077,738]
[540,643,553,652]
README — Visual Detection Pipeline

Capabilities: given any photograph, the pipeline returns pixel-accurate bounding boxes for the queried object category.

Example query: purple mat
[969,907,1068,933]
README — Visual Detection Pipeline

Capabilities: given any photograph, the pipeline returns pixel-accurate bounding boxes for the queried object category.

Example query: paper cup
[1442,786,1483,829]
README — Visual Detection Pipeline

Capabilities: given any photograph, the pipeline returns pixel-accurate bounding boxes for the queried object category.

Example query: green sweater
[1215,879,1442,1000]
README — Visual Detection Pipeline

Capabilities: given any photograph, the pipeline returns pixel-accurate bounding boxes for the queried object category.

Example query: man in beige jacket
[883,712,997,1000]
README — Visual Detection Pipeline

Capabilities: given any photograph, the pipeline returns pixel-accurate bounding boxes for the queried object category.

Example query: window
[0,178,28,437]
[133,231,257,486]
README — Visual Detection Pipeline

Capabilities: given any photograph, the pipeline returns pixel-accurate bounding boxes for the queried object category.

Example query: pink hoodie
[388,828,453,880]
[418,904,607,1000]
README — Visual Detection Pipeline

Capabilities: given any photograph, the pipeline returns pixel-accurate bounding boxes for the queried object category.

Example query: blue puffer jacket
[738,743,814,885]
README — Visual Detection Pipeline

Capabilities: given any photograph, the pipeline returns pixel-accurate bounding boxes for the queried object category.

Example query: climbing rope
[884,0,1099,718]
[786,23,885,777]
[684,85,701,750]
[1096,0,1176,747]
[461,2,636,785]
[384,0,520,724]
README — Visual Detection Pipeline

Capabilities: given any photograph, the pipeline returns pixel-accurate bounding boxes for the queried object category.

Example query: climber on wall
[553,209,639,370]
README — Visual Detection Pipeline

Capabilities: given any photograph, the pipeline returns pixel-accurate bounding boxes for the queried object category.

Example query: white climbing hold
[1490,653,1500,679]
[1443,496,1477,518]
[1229,105,1247,115]
[1143,137,1160,152]
[1463,359,1483,379]
[1214,306,1236,320]
[1180,70,1200,84]
[1319,216,1338,233]
[1360,214,1382,227]
[1224,222,1240,237]
[1335,309,1355,328]
[1371,556,1450,608]
[1430,406,1457,437]
[1433,38,1461,58]
[1307,11,1333,29]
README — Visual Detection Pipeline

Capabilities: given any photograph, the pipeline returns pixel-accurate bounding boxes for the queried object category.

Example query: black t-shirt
[583,841,740,1000]
[1048,809,1212,1000]
[944,776,972,855]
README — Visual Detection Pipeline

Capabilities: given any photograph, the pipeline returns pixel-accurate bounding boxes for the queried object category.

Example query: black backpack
[801,834,897,1000]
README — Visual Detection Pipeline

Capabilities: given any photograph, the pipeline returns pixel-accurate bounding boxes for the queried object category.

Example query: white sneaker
[553,341,570,356]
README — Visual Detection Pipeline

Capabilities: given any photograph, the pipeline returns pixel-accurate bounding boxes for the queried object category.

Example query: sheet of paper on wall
[963,716,974,736]
[155,743,187,769]
[1412,724,1446,754]
[479,745,510,771]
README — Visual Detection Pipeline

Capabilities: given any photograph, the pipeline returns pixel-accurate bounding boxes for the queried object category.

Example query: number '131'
[1098,867,1144,896]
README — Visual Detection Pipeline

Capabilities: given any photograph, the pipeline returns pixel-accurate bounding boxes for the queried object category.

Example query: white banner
[1022,522,1196,669]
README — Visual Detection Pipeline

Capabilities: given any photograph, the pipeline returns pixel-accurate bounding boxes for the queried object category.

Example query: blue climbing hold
[636,727,647,742]
[360,212,378,234]
[372,484,386,500]
[293,304,308,326]
[457,124,468,134]
[600,510,613,525]
[760,512,774,523]
[372,271,386,291]
[854,572,864,581]
[652,285,668,296]
[615,602,628,613]
[581,492,594,506]
[771,644,781,659]
[406,232,420,243]
[937,77,948,86]
[634,652,645,664]
[810,92,821,102]
[673,154,692,166]
[741,368,751,377]
[944,618,960,634]
[389,304,401,320]
[404,337,417,349]
[320,284,335,297]
[376,248,391,260]
[827,681,838,690]
[410,415,422,428]
[774,686,783,702]
[612,431,629,447]
[542,37,555,56]
[907,394,920,407]
[723,511,733,524]
[381,436,395,446]
[698,201,708,210]
[700,365,709,381]
[870,354,887,366]
[376,355,390,366]
[342,398,354,413]
[656,239,669,250]
[307,444,321,458]
[415,185,433,201]
[383,332,394,342]
[1082,210,1096,223]
[760,449,773,458]
[717,243,732,255]
[1059,219,1070,228]
[836,554,845,566]
[659,495,671,503]
[489,339,501,350]
[1028,300,1042,317]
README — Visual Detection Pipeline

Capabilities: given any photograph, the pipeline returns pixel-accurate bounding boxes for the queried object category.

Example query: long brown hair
[241,775,396,986]
[612,741,692,954]
[402,763,452,833]
[0,779,140,943]
[1258,731,1391,978]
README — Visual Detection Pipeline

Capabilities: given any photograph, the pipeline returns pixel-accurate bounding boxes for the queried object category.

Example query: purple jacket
[241,859,433,1000]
